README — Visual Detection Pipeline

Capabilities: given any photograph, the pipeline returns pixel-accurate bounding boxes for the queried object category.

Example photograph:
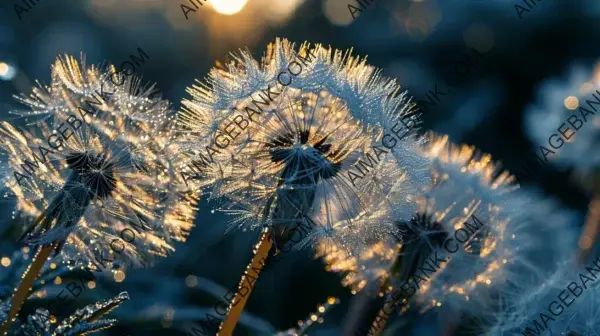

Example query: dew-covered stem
[219,147,323,335]
[0,242,58,336]
[218,229,273,336]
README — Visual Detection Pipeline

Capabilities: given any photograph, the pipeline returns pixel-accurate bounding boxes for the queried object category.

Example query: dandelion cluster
[171,38,600,336]
[2,36,595,336]
[0,54,195,269]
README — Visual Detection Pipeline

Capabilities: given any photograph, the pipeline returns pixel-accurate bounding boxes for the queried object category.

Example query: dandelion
[414,136,580,314]
[177,38,425,334]
[361,134,579,335]
[0,54,196,335]
[524,62,600,171]
[524,62,600,262]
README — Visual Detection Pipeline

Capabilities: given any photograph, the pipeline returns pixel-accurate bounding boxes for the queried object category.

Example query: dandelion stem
[220,120,325,334]
[0,242,58,336]
[369,301,393,336]
[1,170,94,335]
[218,229,273,336]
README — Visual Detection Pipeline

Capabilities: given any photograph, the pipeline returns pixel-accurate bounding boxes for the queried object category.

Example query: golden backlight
[210,0,248,15]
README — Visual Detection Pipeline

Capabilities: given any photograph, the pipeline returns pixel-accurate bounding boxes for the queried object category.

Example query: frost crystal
[0,250,129,336]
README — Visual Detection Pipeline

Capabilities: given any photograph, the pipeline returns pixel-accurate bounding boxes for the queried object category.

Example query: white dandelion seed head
[178,38,426,248]
[0,54,197,269]
[524,62,600,170]
[398,134,575,316]
[210,89,372,235]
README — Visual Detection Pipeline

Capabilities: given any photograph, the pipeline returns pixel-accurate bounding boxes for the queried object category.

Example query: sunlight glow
[0,62,16,80]
[210,0,248,15]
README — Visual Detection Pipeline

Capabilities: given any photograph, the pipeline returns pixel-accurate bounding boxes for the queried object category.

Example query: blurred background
[1,0,599,334]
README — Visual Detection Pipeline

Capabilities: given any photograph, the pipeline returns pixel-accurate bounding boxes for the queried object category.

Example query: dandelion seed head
[524,62,600,170]
[211,90,371,238]
[395,134,577,316]
[0,54,197,269]
[179,38,425,249]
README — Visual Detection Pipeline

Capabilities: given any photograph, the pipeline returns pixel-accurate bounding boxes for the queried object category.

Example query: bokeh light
[0,62,17,81]
[185,275,198,287]
[210,0,248,15]
[114,270,126,283]
[407,0,442,39]
[564,96,579,110]
[323,0,354,26]
[267,0,305,21]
